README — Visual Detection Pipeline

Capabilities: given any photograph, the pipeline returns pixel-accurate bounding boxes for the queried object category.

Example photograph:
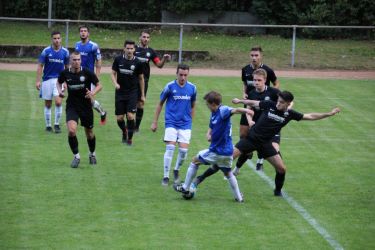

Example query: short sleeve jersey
[112,55,144,96]
[241,64,277,96]
[248,86,280,122]
[38,46,69,81]
[135,45,160,81]
[75,40,101,72]
[209,105,234,156]
[249,100,303,142]
[160,80,197,130]
[57,67,99,110]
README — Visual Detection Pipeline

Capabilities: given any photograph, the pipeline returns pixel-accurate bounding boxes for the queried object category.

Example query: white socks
[163,144,175,178]
[226,172,243,201]
[55,105,62,125]
[182,163,199,190]
[44,106,51,127]
[175,148,188,171]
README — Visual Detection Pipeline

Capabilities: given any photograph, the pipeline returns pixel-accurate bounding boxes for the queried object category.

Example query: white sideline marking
[246,161,344,250]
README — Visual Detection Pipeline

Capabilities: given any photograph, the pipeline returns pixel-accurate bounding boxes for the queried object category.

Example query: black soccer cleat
[256,163,263,171]
[54,125,61,134]
[89,155,97,165]
[46,126,53,132]
[71,157,80,168]
[122,132,128,144]
[173,183,189,194]
[274,189,283,197]
[173,170,180,184]
[161,177,169,186]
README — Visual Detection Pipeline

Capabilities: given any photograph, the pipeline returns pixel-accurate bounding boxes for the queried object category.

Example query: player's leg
[173,129,191,184]
[51,78,63,133]
[82,109,96,165]
[193,164,219,187]
[221,160,243,202]
[162,128,178,185]
[41,79,53,131]
[124,94,138,145]
[135,80,148,132]
[265,152,286,197]
[91,84,107,125]
[66,108,80,168]
[233,135,255,175]
[174,154,203,193]
[115,99,127,143]
[233,115,251,174]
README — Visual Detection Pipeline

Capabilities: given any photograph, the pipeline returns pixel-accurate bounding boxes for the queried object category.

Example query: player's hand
[58,90,65,98]
[331,107,341,115]
[115,83,121,90]
[151,122,157,132]
[163,54,171,61]
[36,81,41,91]
[85,88,94,99]
[232,98,241,104]
[206,133,211,142]
[140,95,146,104]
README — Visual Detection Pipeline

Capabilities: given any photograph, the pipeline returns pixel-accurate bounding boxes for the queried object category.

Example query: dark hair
[253,68,267,79]
[71,51,81,57]
[204,91,222,105]
[176,64,190,73]
[78,25,89,32]
[124,40,135,47]
[51,31,61,37]
[278,91,294,102]
[251,46,263,53]
[140,30,150,36]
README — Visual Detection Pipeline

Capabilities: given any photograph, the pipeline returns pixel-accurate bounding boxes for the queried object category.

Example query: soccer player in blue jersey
[173,91,252,202]
[36,31,69,133]
[75,25,107,125]
[134,30,171,132]
[151,64,197,186]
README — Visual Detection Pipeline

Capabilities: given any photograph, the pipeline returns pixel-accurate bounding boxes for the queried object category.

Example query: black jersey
[249,100,303,143]
[58,67,99,110]
[134,45,159,81]
[248,86,280,122]
[241,64,277,95]
[112,55,144,96]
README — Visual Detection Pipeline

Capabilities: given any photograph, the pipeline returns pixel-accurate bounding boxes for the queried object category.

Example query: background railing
[0,16,374,68]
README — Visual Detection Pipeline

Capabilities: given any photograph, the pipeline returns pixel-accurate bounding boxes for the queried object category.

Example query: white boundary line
[246,161,344,250]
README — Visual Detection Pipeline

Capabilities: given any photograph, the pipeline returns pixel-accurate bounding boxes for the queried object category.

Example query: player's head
[70,51,81,69]
[79,25,90,40]
[250,46,263,66]
[139,30,151,47]
[253,68,267,91]
[276,91,294,111]
[176,64,190,85]
[50,31,62,47]
[123,40,136,57]
[204,91,222,112]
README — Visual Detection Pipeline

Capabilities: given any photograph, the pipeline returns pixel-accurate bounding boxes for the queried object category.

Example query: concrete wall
[162,10,265,34]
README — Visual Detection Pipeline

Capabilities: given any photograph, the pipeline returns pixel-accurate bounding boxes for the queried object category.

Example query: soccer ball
[182,183,197,200]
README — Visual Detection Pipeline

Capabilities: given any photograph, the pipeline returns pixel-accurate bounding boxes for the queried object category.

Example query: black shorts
[66,106,94,129]
[256,134,281,158]
[115,93,138,115]
[235,136,278,159]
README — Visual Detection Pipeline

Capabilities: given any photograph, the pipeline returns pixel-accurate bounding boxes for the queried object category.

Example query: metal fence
[1,16,374,67]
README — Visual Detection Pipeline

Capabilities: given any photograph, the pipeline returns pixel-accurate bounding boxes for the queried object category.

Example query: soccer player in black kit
[56,51,103,168]
[111,40,145,146]
[240,46,280,170]
[134,30,171,132]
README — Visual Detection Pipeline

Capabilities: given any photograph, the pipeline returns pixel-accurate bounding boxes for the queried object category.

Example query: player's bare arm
[95,59,102,77]
[191,101,196,118]
[206,128,212,142]
[56,80,64,97]
[273,79,280,89]
[35,63,43,90]
[302,107,341,121]
[155,54,171,68]
[151,99,166,132]
[85,83,102,99]
[110,70,120,90]
[139,73,145,103]
[232,98,260,108]
[242,81,248,99]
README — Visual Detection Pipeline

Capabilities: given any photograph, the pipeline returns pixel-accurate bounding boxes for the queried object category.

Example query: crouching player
[173,91,253,202]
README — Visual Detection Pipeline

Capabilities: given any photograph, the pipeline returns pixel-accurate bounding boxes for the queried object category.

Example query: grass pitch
[0,71,374,249]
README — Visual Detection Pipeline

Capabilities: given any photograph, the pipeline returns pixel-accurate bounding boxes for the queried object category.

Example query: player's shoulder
[242,64,252,71]
[267,86,280,94]
[260,64,275,72]
[186,81,197,88]
[61,47,70,54]
[41,46,52,54]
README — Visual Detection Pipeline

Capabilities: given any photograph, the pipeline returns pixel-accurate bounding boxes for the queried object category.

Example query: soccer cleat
[173,170,180,184]
[54,125,61,134]
[232,167,240,176]
[256,163,263,171]
[70,157,80,168]
[173,183,189,194]
[122,132,128,144]
[126,140,132,146]
[46,126,53,132]
[161,177,169,186]
[274,189,283,197]
[89,154,97,165]
[100,111,107,125]
[235,193,244,203]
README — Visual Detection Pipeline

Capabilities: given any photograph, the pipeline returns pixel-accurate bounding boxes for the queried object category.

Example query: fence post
[48,0,52,28]
[178,24,184,64]
[291,25,297,67]
[65,20,69,48]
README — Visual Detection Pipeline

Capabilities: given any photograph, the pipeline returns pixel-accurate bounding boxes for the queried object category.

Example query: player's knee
[127,113,135,120]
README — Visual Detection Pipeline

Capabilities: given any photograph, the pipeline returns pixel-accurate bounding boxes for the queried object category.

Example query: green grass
[1,21,375,70]
[0,70,375,249]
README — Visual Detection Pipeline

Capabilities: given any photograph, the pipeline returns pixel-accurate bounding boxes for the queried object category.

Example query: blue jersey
[75,40,101,72]
[209,105,234,156]
[160,80,197,129]
[38,46,69,81]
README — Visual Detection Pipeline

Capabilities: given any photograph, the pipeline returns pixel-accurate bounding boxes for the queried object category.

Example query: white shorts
[197,149,233,169]
[40,78,58,100]
[164,127,191,144]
